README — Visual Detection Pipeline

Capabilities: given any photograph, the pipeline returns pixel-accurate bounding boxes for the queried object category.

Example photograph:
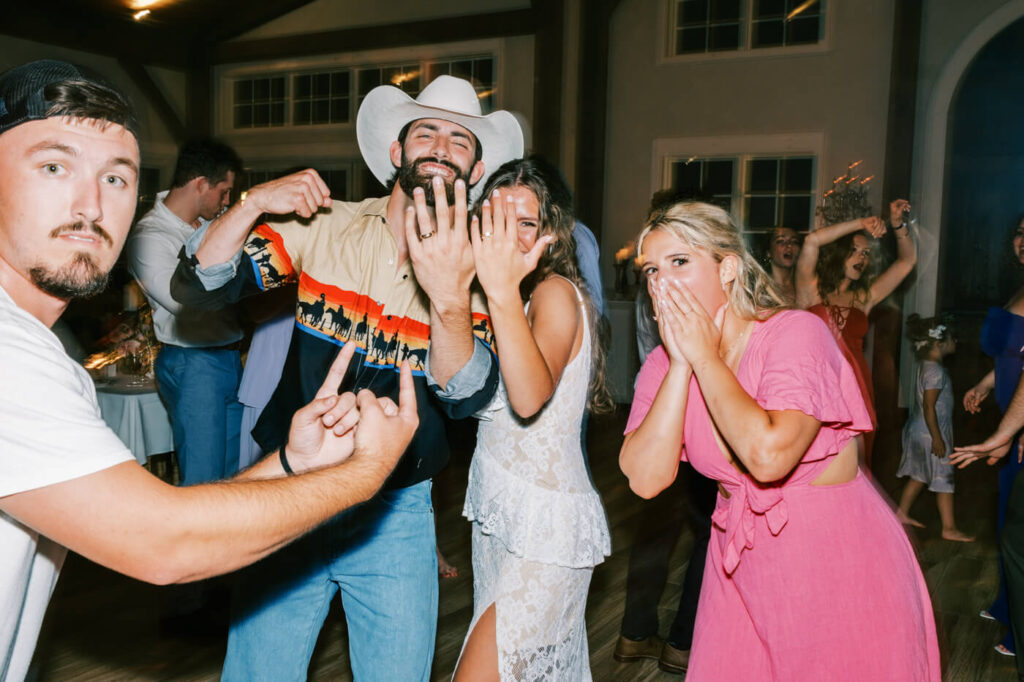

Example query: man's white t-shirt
[0,283,132,679]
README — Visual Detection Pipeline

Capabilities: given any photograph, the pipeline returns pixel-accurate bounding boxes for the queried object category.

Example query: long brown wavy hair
[473,155,613,414]
[816,232,874,303]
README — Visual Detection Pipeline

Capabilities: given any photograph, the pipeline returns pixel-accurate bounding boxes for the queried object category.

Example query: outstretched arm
[964,369,995,414]
[953,368,1024,468]
[0,349,418,585]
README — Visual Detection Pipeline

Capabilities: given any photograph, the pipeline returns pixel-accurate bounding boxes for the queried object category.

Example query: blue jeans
[222,480,438,681]
[155,345,243,485]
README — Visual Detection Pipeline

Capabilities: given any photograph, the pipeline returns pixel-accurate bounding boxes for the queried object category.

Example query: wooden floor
[30,407,1020,681]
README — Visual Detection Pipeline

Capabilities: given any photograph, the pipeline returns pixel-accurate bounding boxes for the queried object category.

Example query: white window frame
[659,0,831,65]
[214,39,506,137]
[653,132,826,233]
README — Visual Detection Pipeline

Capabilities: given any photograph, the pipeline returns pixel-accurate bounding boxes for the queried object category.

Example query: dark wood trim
[186,56,214,138]
[212,10,538,64]
[531,0,565,164]
[575,0,623,245]
[881,0,923,207]
[118,60,186,143]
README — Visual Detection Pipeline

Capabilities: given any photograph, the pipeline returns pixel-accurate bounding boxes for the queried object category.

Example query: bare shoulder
[528,276,581,323]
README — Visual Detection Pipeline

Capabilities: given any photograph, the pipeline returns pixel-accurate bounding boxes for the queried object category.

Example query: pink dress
[625,310,940,681]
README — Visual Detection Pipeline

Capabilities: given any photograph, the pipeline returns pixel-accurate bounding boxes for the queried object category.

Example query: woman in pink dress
[619,201,939,681]
[794,199,917,468]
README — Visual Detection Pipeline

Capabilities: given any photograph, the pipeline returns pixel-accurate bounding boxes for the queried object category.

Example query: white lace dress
[461,282,611,681]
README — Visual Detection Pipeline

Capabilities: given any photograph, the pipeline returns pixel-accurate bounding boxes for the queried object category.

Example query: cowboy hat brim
[356,85,524,202]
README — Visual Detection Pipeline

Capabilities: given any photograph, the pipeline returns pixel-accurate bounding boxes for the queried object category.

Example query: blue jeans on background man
[222,479,438,681]
[154,344,243,485]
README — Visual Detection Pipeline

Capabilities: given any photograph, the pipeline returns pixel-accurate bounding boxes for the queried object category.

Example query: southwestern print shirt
[172,196,498,489]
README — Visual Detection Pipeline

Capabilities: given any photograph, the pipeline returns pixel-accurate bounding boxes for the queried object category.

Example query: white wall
[601,0,896,281]
[0,35,184,175]
[235,0,530,40]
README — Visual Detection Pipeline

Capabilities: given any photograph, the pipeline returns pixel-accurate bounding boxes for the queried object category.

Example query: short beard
[31,221,114,299]
[396,154,473,206]
[31,253,110,299]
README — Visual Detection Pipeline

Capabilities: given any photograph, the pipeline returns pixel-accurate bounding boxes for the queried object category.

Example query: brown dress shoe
[613,635,664,662]
[658,641,691,675]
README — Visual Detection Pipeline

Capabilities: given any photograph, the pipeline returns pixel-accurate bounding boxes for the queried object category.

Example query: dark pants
[1002,465,1024,680]
[620,463,717,649]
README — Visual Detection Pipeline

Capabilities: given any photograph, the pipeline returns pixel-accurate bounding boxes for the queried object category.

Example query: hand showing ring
[419,231,435,240]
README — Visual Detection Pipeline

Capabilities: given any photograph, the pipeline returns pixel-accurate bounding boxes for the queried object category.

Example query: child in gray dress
[896,314,974,541]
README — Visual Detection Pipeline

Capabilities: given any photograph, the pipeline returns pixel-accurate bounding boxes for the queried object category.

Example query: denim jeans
[222,480,438,681]
[154,345,242,485]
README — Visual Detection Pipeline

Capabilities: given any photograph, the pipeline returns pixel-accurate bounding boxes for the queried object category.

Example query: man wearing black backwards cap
[0,60,417,679]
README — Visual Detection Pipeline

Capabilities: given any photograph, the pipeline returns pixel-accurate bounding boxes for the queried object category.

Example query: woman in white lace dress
[453,156,612,681]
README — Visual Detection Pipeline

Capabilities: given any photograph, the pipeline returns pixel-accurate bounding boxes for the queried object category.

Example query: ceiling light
[133,9,151,20]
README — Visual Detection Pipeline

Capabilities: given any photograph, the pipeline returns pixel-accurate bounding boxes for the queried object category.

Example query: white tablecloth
[94,376,174,465]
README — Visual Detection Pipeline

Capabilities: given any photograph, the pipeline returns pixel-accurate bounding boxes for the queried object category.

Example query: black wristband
[279,443,295,476]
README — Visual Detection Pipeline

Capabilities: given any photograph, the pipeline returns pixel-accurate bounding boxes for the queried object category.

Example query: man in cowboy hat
[0,59,417,680]
[172,74,524,679]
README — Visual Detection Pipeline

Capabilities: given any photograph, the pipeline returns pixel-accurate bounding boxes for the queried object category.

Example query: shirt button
[402,274,408,280]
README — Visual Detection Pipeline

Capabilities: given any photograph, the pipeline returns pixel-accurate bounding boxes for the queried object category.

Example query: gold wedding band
[420,231,435,240]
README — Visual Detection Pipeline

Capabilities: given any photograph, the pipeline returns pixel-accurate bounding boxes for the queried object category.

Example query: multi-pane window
[670,157,735,209]
[233,77,287,128]
[674,0,742,54]
[665,154,815,230]
[245,167,351,202]
[231,54,495,130]
[752,0,823,48]
[357,63,421,107]
[426,57,496,112]
[743,156,815,230]
[670,0,823,56]
[293,71,351,125]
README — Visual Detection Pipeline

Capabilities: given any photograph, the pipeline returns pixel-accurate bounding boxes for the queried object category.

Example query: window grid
[293,71,351,126]
[666,154,816,232]
[751,0,823,48]
[670,0,823,56]
[233,77,287,129]
[356,63,422,107]
[426,57,496,112]
[245,167,352,202]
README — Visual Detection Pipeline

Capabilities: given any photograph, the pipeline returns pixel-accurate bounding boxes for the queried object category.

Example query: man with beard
[128,139,245,488]
[172,75,523,679]
[0,60,418,680]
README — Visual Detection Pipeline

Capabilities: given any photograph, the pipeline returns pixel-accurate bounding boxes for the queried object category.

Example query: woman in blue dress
[964,217,1024,656]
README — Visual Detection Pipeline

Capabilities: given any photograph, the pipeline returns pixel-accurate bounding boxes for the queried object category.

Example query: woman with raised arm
[619,201,939,681]
[795,198,917,466]
[414,156,611,681]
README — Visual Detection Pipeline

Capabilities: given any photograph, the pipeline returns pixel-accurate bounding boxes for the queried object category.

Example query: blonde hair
[637,201,789,320]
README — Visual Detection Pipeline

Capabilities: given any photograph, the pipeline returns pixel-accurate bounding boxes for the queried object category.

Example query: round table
[94,374,174,466]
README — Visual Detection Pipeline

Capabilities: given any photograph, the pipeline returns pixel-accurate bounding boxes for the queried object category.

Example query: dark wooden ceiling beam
[117,59,187,142]
[211,9,538,63]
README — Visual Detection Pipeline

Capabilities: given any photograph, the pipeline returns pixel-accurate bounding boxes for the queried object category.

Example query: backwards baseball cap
[0,59,139,138]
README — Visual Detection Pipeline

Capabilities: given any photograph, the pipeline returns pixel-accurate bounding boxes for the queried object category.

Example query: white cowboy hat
[356,75,524,200]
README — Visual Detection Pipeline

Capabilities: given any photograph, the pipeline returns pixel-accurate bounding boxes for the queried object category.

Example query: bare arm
[618,362,691,498]
[866,200,916,312]
[195,170,331,268]
[921,388,946,458]
[795,216,875,309]
[953,368,1024,467]
[964,369,996,413]
[468,189,571,418]
[657,280,821,482]
[0,347,418,585]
